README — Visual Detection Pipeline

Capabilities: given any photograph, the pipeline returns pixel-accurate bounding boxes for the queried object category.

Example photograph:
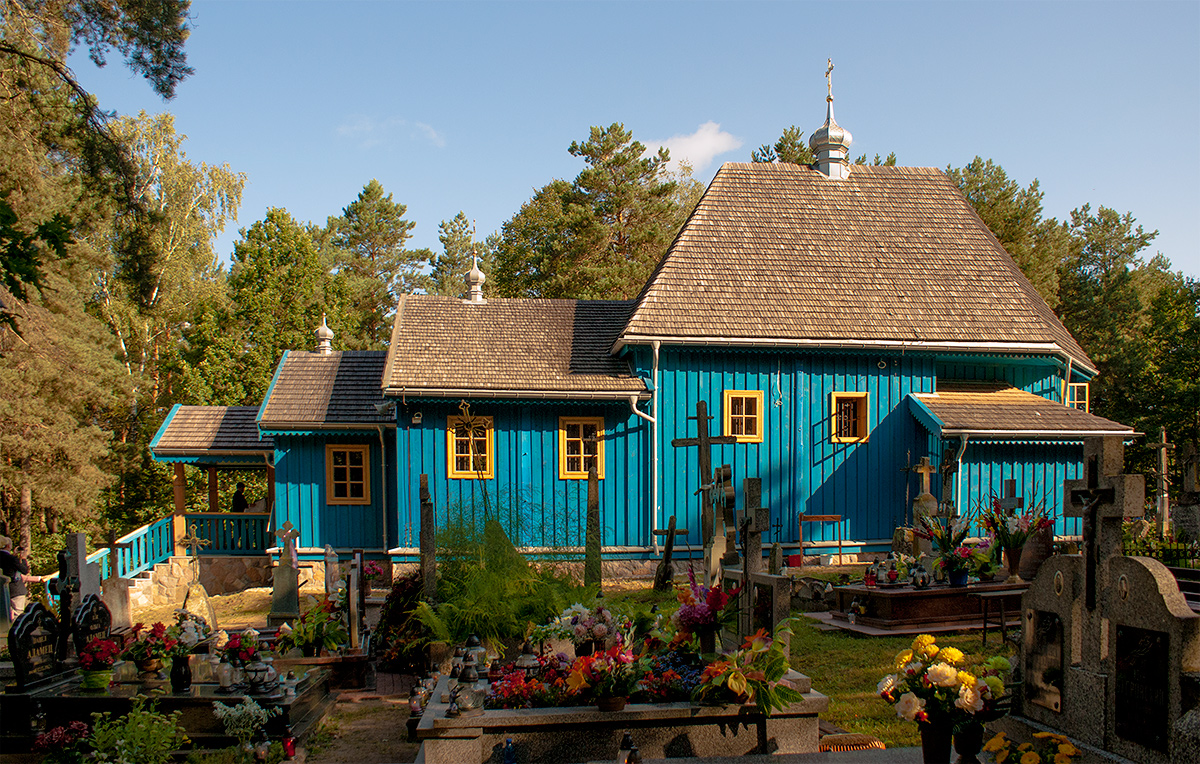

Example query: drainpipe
[377,426,389,555]
[626,341,661,554]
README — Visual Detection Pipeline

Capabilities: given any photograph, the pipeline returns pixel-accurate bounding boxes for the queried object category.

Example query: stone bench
[415,671,828,764]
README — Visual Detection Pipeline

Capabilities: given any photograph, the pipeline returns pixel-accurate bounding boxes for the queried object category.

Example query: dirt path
[305,699,419,764]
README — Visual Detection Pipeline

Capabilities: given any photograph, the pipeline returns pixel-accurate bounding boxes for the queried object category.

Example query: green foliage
[428,211,498,297]
[212,697,279,748]
[751,125,813,165]
[275,595,348,654]
[184,742,286,764]
[90,695,187,764]
[493,123,683,299]
[416,516,593,651]
[375,571,431,673]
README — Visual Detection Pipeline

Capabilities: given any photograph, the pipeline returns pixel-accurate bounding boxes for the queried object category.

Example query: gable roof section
[383,295,647,400]
[909,383,1133,438]
[258,350,393,430]
[151,405,273,460]
[618,162,1093,373]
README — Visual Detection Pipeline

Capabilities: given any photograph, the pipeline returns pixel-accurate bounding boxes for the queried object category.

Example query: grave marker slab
[269,523,302,628]
[70,593,112,656]
[7,602,69,692]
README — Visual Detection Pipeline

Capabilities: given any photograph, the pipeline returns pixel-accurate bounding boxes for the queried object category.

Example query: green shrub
[90,696,186,764]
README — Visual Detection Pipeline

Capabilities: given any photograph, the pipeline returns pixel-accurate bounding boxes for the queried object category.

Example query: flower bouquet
[566,645,644,709]
[978,496,1053,582]
[983,730,1082,763]
[878,633,1013,743]
[218,629,262,667]
[672,568,740,651]
[32,721,90,764]
[917,512,979,585]
[691,620,802,715]
[166,614,211,658]
[124,622,176,668]
[78,636,121,689]
[275,597,348,656]
[535,603,629,655]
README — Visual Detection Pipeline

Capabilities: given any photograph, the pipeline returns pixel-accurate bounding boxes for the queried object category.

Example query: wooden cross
[94,529,132,581]
[1149,427,1174,536]
[939,444,959,516]
[652,515,688,591]
[671,400,737,544]
[275,521,301,570]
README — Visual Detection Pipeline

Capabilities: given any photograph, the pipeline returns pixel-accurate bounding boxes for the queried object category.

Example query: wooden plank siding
[959,441,1083,536]
[394,403,650,551]
[272,435,394,551]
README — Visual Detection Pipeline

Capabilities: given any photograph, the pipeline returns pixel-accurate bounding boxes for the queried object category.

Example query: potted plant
[917,512,978,586]
[978,497,1053,583]
[672,568,740,653]
[78,636,121,689]
[565,645,644,711]
[90,696,186,764]
[32,721,89,763]
[124,621,176,675]
[878,633,1013,763]
[691,620,802,715]
[275,597,348,657]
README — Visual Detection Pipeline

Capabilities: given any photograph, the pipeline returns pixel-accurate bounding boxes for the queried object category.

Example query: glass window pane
[334,483,348,498]
[350,450,364,466]
[350,484,364,498]
[333,450,347,466]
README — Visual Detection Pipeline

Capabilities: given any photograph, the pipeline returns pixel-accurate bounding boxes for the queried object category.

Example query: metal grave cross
[179,523,211,584]
[275,522,301,570]
[671,400,737,578]
[94,529,132,581]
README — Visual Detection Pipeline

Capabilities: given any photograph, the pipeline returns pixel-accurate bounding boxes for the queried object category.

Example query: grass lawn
[788,617,1016,748]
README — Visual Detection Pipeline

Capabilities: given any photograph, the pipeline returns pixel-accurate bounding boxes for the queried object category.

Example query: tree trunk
[19,481,32,556]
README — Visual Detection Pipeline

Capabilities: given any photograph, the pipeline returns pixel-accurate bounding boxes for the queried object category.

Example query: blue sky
[72,1,1199,279]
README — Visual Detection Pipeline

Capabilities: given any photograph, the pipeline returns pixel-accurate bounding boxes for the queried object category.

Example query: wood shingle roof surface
[152,406,272,454]
[912,383,1133,435]
[620,163,1092,371]
[259,350,393,428]
[383,296,646,398]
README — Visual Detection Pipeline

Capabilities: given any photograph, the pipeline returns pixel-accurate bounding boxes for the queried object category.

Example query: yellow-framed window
[447,415,494,479]
[723,390,764,443]
[559,417,604,479]
[326,445,371,505]
[831,392,869,443]
[1067,383,1089,413]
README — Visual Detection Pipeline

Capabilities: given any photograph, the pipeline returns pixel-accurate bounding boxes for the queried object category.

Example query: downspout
[377,425,389,555]
[955,435,970,514]
[626,341,661,554]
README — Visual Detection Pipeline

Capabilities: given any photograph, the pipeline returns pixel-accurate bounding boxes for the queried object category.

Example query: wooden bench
[975,588,1026,647]
[798,515,843,563]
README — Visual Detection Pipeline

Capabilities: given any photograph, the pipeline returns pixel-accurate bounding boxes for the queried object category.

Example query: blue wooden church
[152,96,1132,563]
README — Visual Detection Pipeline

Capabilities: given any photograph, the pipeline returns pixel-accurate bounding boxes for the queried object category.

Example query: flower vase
[136,658,164,679]
[596,696,627,712]
[79,669,114,690]
[574,640,596,658]
[953,721,984,764]
[1004,547,1024,584]
[948,569,969,587]
[697,627,717,655]
[918,720,952,764]
[170,655,193,692]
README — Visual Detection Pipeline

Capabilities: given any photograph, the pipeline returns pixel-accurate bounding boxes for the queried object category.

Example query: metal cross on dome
[826,58,834,99]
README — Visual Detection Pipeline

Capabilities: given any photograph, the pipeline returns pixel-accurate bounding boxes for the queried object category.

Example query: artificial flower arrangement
[534,603,630,648]
[877,634,1012,731]
[218,629,262,666]
[484,652,576,709]
[978,495,1053,553]
[916,511,981,577]
[78,637,122,670]
[982,730,1082,763]
[123,621,177,663]
[672,567,741,636]
[165,613,211,658]
[362,560,390,587]
[691,619,803,715]
[275,596,348,655]
[565,645,644,700]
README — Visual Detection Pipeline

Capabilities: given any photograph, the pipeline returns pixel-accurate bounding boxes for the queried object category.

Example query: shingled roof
[910,383,1133,438]
[259,350,393,429]
[151,406,273,457]
[383,296,647,399]
[617,163,1093,373]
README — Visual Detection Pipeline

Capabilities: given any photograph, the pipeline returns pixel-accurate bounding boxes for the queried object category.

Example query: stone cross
[94,530,134,629]
[911,456,939,521]
[419,474,437,599]
[1149,427,1174,536]
[324,544,340,600]
[652,515,688,591]
[275,521,301,570]
[671,400,737,585]
[736,478,769,577]
[998,479,1025,514]
[1065,436,1144,611]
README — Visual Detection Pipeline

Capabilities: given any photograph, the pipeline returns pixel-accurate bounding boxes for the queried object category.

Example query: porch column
[267,465,276,512]
[207,467,218,513]
[173,464,187,555]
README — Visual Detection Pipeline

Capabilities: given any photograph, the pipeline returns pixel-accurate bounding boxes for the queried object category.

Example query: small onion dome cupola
[316,313,334,354]
[464,256,486,304]
[809,58,853,180]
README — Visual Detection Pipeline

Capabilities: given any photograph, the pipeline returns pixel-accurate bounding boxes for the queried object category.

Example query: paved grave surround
[415,672,827,764]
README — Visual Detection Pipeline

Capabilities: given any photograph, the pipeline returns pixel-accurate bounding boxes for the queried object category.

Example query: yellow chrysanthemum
[1020,752,1041,764]
[940,646,965,665]
[1057,742,1079,756]
[895,649,914,669]
[995,751,1010,763]
[912,634,935,650]
[1053,754,1073,764]
[956,670,976,688]
[982,732,1009,752]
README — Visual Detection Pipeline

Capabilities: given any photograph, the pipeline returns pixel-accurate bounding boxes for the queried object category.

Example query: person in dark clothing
[231,482,249,513]
[0,535,34,621]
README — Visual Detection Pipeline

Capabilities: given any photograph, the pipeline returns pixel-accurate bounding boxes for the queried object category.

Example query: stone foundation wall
[129,556,274,609]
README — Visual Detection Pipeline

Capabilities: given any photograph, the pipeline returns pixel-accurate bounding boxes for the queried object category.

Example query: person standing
[0,535,36,621]
[231,482,249,513]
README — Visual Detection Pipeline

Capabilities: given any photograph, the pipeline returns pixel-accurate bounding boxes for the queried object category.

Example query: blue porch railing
[90,515,177,580]
[183,512,271,555]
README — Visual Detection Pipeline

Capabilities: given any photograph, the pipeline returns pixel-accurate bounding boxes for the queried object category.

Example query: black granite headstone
[8,601,67,691]
[1115,625,1169,752]
[1026,610,1063,713]
[71,593,112,655]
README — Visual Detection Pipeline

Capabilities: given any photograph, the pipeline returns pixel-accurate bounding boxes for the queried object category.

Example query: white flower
[877,674,900,695]
[926,662,959,688]
[955,683,984,712]
[896,692,925,721]
[1005,517,1020,534]
[903,661,924,676]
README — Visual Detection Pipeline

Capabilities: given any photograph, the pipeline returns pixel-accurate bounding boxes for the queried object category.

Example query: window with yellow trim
[831,392,869,443]
[1068,383,1089,413]
[723,390,764,443]
[447,415,494,479]
[326,445,371,505]
[559,417,604,479]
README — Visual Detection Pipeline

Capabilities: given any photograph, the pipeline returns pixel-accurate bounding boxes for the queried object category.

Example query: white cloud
[645,122,743,173]
[335,115,445,150]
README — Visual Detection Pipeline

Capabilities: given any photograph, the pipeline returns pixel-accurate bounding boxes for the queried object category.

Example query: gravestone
[721,568,792,655]
[907,457,938,558]
[67,533,100,604]
[652,515,687,591]
[268,522,302,629]
[1017,435,1200,764]
[6,602,70,692]
[768,543,783,575]
[179,524,219,631]
[348,550,364,651]
[671,401,737,586]
[70,593,112,655]
[95,530,133,630]
[420,474,437,599]
[585,466,601,586]
[324,545,341,600]
[736,478,769,576]
[1174,442,1200,542]
[46,547,78,660]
